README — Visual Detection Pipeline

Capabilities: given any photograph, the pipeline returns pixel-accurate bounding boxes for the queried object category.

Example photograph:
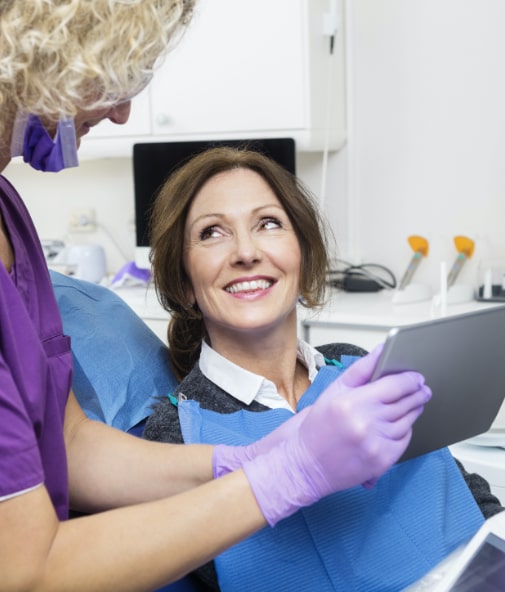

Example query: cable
[327,259,397,291]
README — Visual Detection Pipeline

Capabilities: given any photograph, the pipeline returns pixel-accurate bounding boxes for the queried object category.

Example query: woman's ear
[185,285,196,308]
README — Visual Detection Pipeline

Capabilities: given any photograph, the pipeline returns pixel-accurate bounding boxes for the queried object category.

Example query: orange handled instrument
[398,235,429,290]
[447,236,475,288]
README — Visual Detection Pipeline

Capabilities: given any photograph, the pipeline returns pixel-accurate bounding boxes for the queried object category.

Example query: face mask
[10,113,79,172]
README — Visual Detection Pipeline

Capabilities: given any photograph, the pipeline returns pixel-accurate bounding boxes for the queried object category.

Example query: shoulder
[143,364,268,442]
[143,367,207,443]
[143,395,182,443]
[315,342,368,360]
[454,457,504,519]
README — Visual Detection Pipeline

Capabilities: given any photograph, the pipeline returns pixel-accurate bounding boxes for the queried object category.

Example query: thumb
[339,343,384,389]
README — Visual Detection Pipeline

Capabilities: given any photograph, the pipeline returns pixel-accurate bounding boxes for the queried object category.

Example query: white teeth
[226,279,272,293]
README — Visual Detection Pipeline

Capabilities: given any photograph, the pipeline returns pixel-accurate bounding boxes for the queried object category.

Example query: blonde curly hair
[0,0,194,136]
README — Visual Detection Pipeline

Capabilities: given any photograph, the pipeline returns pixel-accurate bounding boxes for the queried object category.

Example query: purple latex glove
[213,408,309,478]
[21,115,78,172]
[242,347,432,526]
[213,345,382,482]
[213,347,385,478]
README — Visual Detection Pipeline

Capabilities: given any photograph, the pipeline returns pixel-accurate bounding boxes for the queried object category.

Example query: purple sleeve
[0,354,43,497]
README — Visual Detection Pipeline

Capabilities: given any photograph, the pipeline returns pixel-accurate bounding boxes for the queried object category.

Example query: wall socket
[69,208,97,233]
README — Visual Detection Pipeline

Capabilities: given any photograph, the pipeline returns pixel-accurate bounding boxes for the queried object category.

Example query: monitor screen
[132,138,296,255]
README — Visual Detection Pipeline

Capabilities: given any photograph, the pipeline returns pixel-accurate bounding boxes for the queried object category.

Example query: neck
[209,320,309,410]
[0,111,16,173]
[0,215,14,272]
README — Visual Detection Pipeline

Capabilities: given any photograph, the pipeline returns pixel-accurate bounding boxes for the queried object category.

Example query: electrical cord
[327,259,397,292]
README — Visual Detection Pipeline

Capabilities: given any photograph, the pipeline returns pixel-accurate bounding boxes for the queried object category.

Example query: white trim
[0,483,42,503]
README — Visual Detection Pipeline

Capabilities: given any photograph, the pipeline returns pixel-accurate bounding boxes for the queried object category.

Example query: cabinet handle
[155,113,172,127]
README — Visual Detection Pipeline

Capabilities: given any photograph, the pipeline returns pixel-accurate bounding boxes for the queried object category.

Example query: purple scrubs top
[0,175,72,520]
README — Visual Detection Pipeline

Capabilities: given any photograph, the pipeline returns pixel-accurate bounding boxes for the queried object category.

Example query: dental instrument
[447,235,475,288]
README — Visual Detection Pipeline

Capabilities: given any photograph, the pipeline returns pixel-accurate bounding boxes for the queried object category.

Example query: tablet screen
[450,533,505,591]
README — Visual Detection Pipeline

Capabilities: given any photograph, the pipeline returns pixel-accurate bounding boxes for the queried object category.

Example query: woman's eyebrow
[188,204,284,229]
[187,212,224,230]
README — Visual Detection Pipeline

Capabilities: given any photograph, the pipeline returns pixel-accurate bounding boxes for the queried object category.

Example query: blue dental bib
[179,361,484,592]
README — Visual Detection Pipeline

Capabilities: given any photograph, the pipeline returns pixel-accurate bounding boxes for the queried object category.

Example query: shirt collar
[199,340,326,409]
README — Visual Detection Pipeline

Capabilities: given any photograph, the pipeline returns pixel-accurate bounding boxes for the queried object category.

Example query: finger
[366,371,428,404]
[362,478,378,490]
[380,404,426,441]
[338,344,384,389]
[365,430,413,482]
[381,385,432,421]
[388,430,414,465]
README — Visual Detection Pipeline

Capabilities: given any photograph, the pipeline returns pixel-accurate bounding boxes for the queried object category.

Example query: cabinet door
[150,0,306,137]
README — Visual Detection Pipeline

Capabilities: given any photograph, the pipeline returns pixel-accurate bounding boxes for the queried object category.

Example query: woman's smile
[224,277,275,295]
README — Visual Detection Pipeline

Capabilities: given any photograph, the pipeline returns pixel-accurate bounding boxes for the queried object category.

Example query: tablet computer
[371,304,505,462]
[404,511,505,591]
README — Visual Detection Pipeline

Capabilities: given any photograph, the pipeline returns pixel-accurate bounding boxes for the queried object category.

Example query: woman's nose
[232,232,261,265]
[107,101,132,125]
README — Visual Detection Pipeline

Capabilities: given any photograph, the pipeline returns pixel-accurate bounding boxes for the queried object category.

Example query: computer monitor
[132,138,296,268]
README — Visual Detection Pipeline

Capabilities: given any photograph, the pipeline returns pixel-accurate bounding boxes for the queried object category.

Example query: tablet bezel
[433,511,505,591]
[371,305,505,462]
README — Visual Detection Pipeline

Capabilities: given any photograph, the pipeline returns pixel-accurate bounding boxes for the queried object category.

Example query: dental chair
[50,270,211,592]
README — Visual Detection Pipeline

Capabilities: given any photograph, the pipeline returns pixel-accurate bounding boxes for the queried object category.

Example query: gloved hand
[241,346,432,526]
[213,349,384,478]
[213,346,397,480]
[213,408,309,478]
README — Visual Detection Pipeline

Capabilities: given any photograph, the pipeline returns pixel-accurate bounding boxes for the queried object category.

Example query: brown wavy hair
[150,145,333,380]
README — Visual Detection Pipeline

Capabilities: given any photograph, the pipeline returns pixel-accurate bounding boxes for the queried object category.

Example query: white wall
[5,0,505,293]
[347,0,505,291]
[4,158,138,274]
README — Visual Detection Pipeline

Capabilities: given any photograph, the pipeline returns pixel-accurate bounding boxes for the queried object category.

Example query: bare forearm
[2,471,265,592]
[56,471,263,592]
[66,417,214,512]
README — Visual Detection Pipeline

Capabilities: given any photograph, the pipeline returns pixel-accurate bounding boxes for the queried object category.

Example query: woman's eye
[199,225,221,240]
[261,217,282,230]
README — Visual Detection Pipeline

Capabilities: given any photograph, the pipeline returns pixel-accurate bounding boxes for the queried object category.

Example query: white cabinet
[79,0,345,159]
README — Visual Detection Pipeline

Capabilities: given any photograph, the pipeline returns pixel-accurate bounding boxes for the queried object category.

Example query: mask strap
[10,111,29,157]
[56,115,79,168]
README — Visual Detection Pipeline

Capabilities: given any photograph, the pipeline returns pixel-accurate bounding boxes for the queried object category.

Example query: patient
[144,146,503,592]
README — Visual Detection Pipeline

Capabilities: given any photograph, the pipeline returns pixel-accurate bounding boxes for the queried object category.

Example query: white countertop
[300,289,501,329]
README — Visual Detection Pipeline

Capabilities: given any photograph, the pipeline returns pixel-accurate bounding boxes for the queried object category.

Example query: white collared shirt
[198,340,326,412]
